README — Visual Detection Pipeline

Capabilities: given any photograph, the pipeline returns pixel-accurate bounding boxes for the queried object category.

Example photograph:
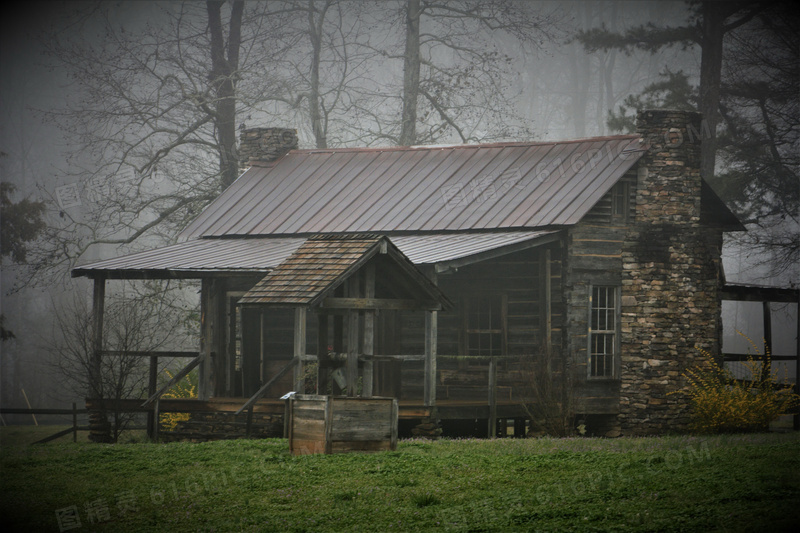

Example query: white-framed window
[589,285,619,378]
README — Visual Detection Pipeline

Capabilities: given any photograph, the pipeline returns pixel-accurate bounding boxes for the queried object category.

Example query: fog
[1,1,796,420]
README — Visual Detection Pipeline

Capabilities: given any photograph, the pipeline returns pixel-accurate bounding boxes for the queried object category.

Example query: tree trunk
[207,0,244,190]
[698,0,725,181]
[399,0,421,146]
[308,0,330,149]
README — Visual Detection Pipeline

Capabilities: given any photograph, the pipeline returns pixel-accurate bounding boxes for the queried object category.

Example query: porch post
[89,275,112,443]
[198,279,212,401]
[488,357,497,437]
[90,276,106,399]
[363,263,376,397]
[346,275,360,397]
[544,248,552,354]
[347,309,359,396]
[293,307,307,392]
[424,310,437,407]
[540,248,552,354]
[317,313,329,394]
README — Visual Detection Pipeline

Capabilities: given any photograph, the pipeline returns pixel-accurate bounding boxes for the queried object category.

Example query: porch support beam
[488,357,497,437]
[321,297,440,310]
[90,276,106,400]
[345,275,361,396]
[293,307,307,392]
[199,279,212,401]
[543,248,552,353]
[363,263,375,397]
[316,313,329,394]
[424,310,437,407]
[347,309,359,396]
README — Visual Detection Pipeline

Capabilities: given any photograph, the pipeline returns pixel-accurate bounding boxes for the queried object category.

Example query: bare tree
[19,0,566,292]
[1,178,45,339]
[21,1,287,288]
[519,344,577,437]
[252,0,378,149]
[263,0,564,148]
[392,0,563,146]
[48,281,194,442]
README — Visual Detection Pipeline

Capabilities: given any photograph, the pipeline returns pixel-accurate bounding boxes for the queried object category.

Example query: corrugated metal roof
[71,230,557,278]
[179,136,645,239]
[392,231,556,264]
[71,238,305,277]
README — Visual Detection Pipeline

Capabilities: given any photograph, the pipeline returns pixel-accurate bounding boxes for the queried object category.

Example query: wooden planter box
[288,395,398,455]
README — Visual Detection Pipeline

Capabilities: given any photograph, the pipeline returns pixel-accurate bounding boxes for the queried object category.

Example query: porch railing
[234,353,527,437]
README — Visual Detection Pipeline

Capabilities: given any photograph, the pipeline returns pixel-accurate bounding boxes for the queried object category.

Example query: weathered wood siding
[394,244,564,402]
[562,170,637,415]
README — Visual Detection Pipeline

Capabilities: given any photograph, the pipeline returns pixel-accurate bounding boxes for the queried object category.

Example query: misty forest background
[1,0,797,419]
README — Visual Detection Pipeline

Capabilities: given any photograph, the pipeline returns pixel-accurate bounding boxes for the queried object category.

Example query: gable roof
[238,234,451,309]
[179,136,645,240]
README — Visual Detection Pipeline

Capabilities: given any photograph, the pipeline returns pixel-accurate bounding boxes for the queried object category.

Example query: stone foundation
[410,416,443,439]
[87,409,114,443]
[159,411,284,443]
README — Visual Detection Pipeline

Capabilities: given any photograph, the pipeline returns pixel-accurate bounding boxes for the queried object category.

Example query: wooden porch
[87,393,532,442]
[80,234,589,441]
[86,397,530,422]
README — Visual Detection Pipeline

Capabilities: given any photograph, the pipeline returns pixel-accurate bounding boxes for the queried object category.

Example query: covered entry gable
[238,234,451,311]
[236,233,450,406]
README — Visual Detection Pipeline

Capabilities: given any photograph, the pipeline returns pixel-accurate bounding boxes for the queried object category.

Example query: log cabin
[73,109,746,439]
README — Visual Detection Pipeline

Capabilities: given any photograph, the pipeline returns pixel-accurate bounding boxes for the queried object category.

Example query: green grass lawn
[1,427,798,532]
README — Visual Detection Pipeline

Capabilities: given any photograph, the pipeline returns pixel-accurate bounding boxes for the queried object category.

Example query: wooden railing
[234,353,527,437]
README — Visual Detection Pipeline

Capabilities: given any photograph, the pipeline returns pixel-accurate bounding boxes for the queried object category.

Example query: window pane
[465,295,505,356]
[590,286,617,378]
[491,333,502,355]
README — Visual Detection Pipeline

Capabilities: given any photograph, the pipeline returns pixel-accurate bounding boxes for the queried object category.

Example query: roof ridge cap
[291,134,641,155]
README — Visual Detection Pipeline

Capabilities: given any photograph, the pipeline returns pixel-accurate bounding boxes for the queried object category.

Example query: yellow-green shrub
[159,370,197,431]
[679,335,799,433]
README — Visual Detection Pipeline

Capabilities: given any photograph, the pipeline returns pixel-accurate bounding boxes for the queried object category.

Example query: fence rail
[1,403,88,444]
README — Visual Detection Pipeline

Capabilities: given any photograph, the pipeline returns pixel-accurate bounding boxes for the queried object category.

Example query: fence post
[147,355,158,439]
[153,399,160,443]
[246,406,254,438]
[72,402,77,443]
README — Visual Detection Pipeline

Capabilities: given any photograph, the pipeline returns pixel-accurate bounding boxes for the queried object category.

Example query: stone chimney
[634,110,703,224]
[238,127,298,171]
[618,109,723,435]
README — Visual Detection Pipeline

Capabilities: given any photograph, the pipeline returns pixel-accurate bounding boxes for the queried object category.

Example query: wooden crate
[288,395,398,455]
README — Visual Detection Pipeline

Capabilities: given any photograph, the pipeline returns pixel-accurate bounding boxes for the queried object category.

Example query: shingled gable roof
[179,135,646,240]
[238,234,451,310]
